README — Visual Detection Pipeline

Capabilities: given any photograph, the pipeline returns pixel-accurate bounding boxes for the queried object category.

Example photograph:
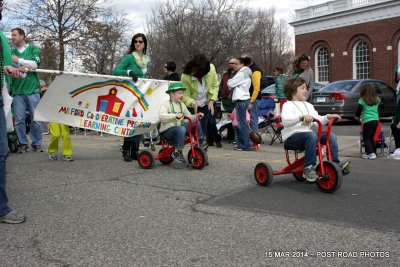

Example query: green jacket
[112,54,150,78]
[11,44,41,96]
[0,32,12,99]
[181,63,219,107]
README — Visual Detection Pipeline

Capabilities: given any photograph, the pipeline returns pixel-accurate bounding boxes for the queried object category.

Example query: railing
[295,0,392,21]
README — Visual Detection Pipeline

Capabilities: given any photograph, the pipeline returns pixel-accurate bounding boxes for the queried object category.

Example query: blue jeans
[0,98,12,216]
[249,99,259,132]
[12,94,42,147]
[234,99,250,149]
[162,122,203,149]
[189,105,209,143]
[284,131,340,168]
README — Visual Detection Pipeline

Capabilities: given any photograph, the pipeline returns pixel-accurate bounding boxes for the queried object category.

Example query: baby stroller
[257,96,284,145]
[7,112,32,153]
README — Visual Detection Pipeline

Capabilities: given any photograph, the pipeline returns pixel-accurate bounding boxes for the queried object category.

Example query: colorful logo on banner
[69,79,149,111]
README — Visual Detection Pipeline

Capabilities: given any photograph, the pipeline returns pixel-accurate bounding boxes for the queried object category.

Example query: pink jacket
[229,108,250,127]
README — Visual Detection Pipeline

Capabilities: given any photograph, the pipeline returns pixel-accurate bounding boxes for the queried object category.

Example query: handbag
[248,124,262,144]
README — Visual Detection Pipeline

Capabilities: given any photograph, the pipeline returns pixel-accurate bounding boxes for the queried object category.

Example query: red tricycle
[254,118,343,193]
[138,115,208,169]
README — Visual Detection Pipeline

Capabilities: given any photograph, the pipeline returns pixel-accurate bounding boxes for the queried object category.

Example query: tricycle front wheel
[316,161,342,193]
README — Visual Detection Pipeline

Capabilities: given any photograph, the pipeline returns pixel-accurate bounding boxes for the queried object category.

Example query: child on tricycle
[280,77,350,183]
[254,78,350,193]
[159,82,204,163]
[138,82,207,169]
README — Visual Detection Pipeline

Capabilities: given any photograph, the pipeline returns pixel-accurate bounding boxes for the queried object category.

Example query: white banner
[35,73,170,137]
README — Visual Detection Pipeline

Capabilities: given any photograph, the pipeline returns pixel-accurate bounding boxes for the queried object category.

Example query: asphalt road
[1,129,399,266]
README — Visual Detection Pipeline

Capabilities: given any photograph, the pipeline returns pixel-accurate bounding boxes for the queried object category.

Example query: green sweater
[358,98,380,123]
[112,54,150,78]
[0,32,12,100]
[11,44,41,96]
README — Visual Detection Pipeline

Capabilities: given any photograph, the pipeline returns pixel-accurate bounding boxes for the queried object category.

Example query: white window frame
[314,47,329,84]
[353,40,370,79]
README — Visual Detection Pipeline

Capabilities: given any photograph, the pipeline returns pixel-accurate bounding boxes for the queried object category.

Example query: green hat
[166,82,186,94]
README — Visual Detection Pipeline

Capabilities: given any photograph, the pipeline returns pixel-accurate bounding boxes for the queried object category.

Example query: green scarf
[132,52,150,69]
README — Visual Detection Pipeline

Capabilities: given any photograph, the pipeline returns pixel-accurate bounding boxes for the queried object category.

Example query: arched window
[315,47,329,83]
[353,40,370,79]
[398,39,400,67]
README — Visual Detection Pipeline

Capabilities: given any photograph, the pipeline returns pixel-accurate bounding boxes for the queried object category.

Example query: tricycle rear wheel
[254,162,273,186]
[138,151,154,169]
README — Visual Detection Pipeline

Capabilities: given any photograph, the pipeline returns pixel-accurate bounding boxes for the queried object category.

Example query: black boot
[123,150,132,162]
[131,142,140,161]
[207,135,214,146]
[215,134,222,148]
[122,140,132,162]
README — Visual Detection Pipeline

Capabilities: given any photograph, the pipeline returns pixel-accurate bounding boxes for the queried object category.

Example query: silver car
[311,79,397,119]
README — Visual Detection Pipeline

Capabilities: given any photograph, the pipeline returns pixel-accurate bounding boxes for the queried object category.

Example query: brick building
[290,0,400,88]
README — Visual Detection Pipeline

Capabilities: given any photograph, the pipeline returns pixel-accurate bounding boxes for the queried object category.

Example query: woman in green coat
[113,33,150,162]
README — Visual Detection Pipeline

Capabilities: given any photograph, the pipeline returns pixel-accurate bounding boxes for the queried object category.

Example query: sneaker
[368,153,377,160]
[0,211,26,224]
[201,144,208,151]
[361,153,369,159]
[32,145,44,152]
[143,141,150,148]
[18,145,28,154]
[48,154,58,160]
[62,155,74,161]
[339,161,351,176]
[234,147,243,151]
[303,165,318,183]
[172,150,186,164]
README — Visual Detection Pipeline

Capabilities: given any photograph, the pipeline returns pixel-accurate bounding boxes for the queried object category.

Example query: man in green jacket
[0,0,26,224]
[11,27,43,153]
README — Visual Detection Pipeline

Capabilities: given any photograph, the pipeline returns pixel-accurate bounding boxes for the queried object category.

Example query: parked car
[260,76,275,89]
[261,82,325,97]
[310,79,397,119]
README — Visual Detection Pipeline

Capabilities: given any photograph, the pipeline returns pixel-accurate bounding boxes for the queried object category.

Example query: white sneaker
[303,165,318,183]
[368,153,377,160]
[361,153,369,159]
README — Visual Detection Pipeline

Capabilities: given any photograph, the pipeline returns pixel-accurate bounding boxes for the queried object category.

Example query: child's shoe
[48,154,58,160]
[303,165,318,183]
[62,155,74,161]
[172,150,186,163]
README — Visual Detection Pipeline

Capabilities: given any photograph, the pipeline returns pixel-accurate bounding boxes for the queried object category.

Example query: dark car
[260,76,275,89]
[261,82,325,97]
[310,79,397,119]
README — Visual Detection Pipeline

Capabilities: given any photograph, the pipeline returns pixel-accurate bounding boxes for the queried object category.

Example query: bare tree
[78,9,130,74]
[147,0,254,78]
[11,0,103,71]
[247,8,293,75]
[40,38,58,82]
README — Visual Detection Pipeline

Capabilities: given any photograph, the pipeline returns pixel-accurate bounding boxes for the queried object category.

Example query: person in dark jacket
[163,61,180,81]
[390,97,400,150]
